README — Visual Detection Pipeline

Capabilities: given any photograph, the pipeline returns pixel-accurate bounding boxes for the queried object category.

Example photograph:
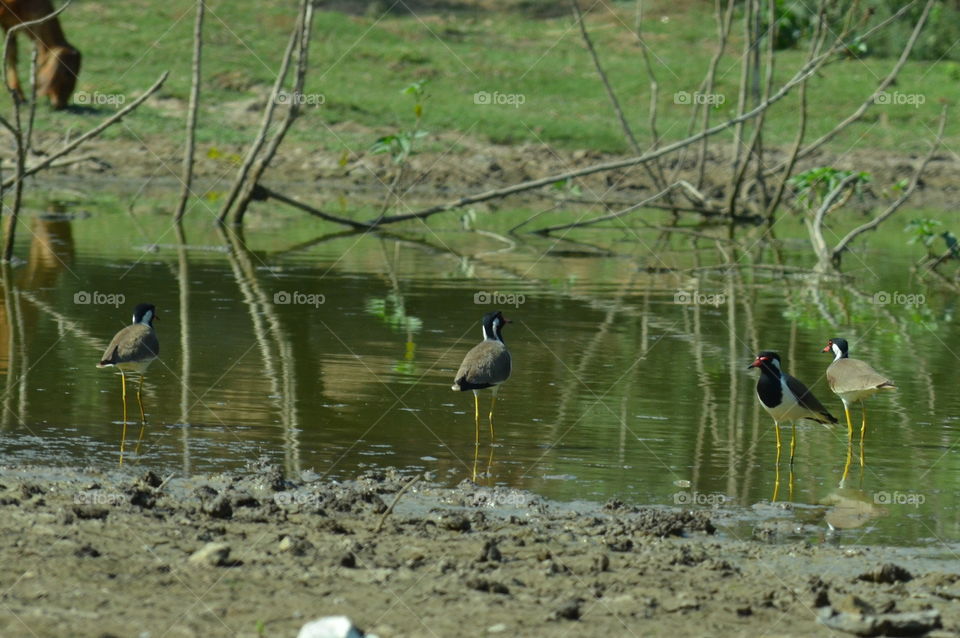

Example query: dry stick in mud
[217,0,314,225]
[215,11,299,224]
[173,0,205,223]
[374,474,422,534]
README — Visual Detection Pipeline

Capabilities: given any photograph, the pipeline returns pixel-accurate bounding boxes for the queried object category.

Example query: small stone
[188,542,233,568]
[551,597,583,621]
[297,615,372,638]
[339,552,357,568]
[487,623,508,634]
[857,563,913,584]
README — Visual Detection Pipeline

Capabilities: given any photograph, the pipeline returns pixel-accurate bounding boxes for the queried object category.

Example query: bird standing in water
[452,311,512,446]
[98,303,159,427]
[749,350,837,464]
[822,338,896,441]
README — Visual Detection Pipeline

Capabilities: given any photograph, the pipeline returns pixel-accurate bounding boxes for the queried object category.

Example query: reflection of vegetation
[365,292,423,334]
[365,292,423,376]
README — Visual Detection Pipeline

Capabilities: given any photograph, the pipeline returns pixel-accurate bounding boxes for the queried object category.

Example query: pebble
[187,542,232,567]
[297,616,377,638]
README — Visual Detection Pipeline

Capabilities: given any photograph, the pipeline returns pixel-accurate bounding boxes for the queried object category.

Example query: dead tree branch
[174,0,205,223]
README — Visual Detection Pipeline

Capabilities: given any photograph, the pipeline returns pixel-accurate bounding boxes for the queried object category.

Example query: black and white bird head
[481,310,510,342]
[822,338,849,361]
[132,303,157,327]
[748,351,782,376]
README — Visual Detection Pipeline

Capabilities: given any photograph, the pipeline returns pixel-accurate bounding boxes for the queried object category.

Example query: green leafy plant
[789,167,870,208]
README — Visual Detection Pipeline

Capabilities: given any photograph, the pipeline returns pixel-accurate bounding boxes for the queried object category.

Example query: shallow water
[1,202,958,549]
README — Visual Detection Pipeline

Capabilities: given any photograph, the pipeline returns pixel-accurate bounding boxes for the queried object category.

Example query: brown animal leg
[4,34,26,103]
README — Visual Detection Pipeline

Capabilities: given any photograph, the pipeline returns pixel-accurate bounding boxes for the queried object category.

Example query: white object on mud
[297,616,376,638]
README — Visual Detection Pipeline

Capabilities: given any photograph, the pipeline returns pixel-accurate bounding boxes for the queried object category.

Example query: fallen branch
[532,181,701,235]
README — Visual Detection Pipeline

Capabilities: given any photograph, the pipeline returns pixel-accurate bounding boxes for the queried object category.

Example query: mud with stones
[1,463,957,637]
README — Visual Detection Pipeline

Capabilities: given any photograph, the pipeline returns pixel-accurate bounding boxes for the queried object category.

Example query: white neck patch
[831,342,844,361]
[137,309,154,325]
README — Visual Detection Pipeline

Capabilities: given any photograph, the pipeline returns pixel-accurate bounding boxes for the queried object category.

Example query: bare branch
[830,105,947,263]
[1,72,170,189]
[174,0,205,223]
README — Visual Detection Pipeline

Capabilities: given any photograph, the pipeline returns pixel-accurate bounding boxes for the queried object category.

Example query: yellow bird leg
[843,403,854,440]
[774,422,782,465]
[488,394,497,441]
[841,440,852,487]
[789,422,797,466]
[119,371,128,466]
[859,401,867,440]
[472,390,480,447]
[788,466,795,502]
[772,462,780,502]
[472,441,480,482]
[136,374,146,423]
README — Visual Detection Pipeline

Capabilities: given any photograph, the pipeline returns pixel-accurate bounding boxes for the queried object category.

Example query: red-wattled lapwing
[452,311,512,446]
[749,351,837,464]
[98,303,159,426]
[822,338,896,440]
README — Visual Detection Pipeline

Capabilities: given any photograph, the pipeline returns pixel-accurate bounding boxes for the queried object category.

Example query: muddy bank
[21,127,960,215]
[1,463,957,637]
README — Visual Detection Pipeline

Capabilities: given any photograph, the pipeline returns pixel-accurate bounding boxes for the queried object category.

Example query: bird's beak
[747,357,761,369]
[821,344,831,353]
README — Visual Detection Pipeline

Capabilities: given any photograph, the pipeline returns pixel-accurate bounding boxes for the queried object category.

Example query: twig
[532,182,694,235]
[373,473,421,534]
[693,0,735,190]
[763,0,933,179]
[361,49,833,228]
[217,2,302,223]
[571,2,640,156]
[174,0,205,223]
[830,105,947,265]
[232,0,314,225]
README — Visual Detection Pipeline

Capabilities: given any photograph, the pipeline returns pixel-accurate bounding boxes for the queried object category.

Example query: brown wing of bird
[827,358,895,394]
[785,373,838,424]
[98,325,159,367]
[452,341,511,391]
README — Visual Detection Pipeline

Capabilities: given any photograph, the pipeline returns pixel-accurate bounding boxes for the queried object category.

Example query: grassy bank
[14,0,958,158]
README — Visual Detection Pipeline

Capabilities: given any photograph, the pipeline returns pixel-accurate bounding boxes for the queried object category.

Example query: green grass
[10,1,958,158]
